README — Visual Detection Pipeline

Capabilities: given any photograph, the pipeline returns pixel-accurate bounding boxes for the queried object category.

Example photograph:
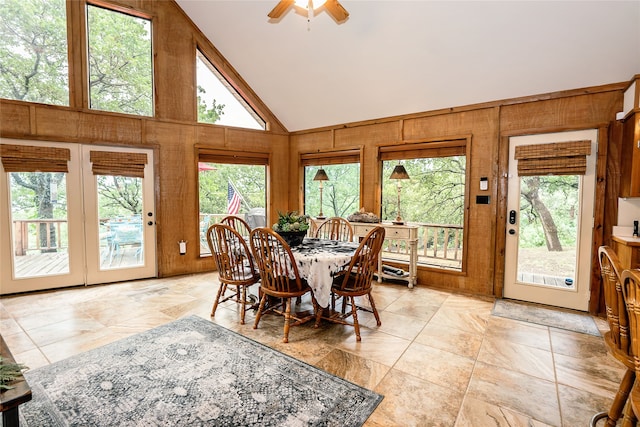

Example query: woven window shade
[300,149,360,166]
[90,151,148,178]
[197,148,269,166]
[515,140,591,176]
[1,144,70,173]
[379,140,466,161]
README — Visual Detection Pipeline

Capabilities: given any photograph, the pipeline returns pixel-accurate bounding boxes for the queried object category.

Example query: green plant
[0,356,28,390]
[272,211,309,232]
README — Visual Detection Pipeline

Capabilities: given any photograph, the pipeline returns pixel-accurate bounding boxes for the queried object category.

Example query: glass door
[1,140,156,294]
[503,130,597,311]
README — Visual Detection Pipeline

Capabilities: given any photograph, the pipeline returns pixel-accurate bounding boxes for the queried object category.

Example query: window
[197,149,268,256]
[301,150,361,219]
[0,0,69,105]
[196,50,265,130]
[86,4,153,116]
[380,141,468,271]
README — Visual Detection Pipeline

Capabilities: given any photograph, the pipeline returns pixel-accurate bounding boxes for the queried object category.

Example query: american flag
[227,182,241,215]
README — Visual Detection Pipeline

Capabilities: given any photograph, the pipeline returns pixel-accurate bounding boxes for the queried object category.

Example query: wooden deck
[518,272,574,288]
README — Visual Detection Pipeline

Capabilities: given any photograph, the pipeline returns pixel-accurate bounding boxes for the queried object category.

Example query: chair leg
[253,294,267,330]
[283,298,292,343]
[368,293,381,326]
[620,399,638,427]
[350,296,362,341]
[211,283,227,317]
[591,368,636,427]
[240,286,247,325]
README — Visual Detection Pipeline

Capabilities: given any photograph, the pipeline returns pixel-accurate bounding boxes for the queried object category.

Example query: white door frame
[503,129,597,311]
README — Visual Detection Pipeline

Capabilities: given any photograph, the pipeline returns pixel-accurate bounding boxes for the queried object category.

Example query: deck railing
[12,219,67,256]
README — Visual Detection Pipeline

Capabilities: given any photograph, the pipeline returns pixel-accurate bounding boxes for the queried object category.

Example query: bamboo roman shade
[300,149,360,166]
[379,140,466,161]
[90,151,148,178]
[1,144,71,173]
[197,147,269,165]
[514,140,591,176]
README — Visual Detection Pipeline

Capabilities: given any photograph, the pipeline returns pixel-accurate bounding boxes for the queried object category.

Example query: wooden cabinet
[612,235,640,270]
[621,111,640,197]
[350,222,419,288]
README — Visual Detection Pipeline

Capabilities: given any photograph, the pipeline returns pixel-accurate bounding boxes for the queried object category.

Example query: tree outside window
[304,163,360,219]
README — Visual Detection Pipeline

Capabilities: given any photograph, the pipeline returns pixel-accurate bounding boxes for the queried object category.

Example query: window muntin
[196,50,265,130]
[198,161,267,256]
[381,154,466,271]
[86,4,153,116]
[0,0,69,105]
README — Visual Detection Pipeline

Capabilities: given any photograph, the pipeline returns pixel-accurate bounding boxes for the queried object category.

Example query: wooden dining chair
[206,223,260,325]
[316,225,385,341]
[314,217,354,242]
[220,215,252,237]
[622,268,640,425]
[591,246,637,427]
[249,227,319,343]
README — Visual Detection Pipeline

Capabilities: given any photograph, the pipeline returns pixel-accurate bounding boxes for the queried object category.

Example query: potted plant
[272,211,309,247]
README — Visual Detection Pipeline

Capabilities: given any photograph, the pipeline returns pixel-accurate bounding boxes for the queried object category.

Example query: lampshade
[313,168,329,181]
[389,164,410,180]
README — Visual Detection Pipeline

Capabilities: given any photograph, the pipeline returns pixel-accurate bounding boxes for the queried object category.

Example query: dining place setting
[205,212,385,343]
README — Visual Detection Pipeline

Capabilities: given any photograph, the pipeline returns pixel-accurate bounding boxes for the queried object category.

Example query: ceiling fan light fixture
[268,0,348,23]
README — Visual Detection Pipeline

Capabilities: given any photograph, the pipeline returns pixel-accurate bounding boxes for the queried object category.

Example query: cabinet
[350,222,418,288]
[620,75,640,198]
[621,111,640,197]
[612,235,640,270]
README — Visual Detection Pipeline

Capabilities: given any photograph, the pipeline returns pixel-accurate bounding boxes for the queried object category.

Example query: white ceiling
[175,0,640,132]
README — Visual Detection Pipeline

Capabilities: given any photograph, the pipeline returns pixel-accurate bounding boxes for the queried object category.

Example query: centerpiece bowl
[272,211,310,247]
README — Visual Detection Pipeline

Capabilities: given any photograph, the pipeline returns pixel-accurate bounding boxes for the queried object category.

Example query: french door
[1,139,156,294]
[503,130,597,311]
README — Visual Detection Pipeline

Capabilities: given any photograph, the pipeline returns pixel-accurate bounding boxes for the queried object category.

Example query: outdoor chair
[316,225,385,341]
[590,246,637,427]
[220,215,252,238]
[249,227,319,343]
[206,223,260,325]
[314,217,354,242]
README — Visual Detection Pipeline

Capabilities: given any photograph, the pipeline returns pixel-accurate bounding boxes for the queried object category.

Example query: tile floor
[0,273,623,426]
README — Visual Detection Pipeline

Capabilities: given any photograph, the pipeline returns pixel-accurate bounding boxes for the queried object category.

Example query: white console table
[349,222,418,288]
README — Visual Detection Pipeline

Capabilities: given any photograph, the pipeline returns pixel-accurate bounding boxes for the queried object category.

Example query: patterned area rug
[20,315,382,426]
[492,299,601,336]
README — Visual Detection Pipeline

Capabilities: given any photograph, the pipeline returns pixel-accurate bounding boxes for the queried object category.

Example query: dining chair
[249,227,319,343]
[314,217,354,242]
[206,223,260,325]
[622,268,640,424]
[590,246,637,427]
[220,215,252,238]
[316,225,385,341]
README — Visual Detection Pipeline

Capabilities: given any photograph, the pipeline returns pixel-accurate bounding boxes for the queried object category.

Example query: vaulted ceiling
[175,1,640,132]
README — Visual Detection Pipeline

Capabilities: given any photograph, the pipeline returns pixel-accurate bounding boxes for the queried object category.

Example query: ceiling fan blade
[268,0,295,19]
[324,0,349,22]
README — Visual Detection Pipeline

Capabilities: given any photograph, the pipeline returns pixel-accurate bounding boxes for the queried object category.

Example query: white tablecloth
[290,238,358,308]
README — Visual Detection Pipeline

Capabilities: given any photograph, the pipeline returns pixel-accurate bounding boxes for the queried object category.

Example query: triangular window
[196,50,265,130]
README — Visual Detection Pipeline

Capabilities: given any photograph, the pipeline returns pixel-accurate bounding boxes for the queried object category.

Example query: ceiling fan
[268,0,349,23]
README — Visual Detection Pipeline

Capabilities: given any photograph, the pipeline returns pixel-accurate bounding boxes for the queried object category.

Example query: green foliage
[87,4,152,115]
[0,0,69,104]
[197,86,225,124]
[382,156,466,225]
[198,163,266,215]
[0,355,28,390]
[273,211,309,232]
[304,164,360,218]
[97,176,142,218]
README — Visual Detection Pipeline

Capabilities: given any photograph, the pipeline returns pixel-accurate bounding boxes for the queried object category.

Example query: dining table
[289,238,359,308]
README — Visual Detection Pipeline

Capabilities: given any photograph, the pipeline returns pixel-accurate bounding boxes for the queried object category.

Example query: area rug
[492,299,601,336]
[19,315,383,426]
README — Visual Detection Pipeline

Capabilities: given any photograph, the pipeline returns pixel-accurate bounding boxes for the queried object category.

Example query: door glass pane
[98,175,144,269]
[517,175,579,289]
[10,172,69,278]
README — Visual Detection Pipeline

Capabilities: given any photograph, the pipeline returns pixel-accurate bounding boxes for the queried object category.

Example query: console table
[349,222,418,288]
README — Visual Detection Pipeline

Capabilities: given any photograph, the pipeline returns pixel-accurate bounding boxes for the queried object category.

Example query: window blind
[1,144,70,173]
[514,140,591,176]
[90,151,148,178]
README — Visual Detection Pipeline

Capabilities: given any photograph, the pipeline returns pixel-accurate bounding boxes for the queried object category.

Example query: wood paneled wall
[0,0,630,313]
[290,86,626,310]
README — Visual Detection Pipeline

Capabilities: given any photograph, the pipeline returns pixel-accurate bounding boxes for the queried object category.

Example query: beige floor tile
[455,395,554,427]
[429,306,489,335]
[315,348,390,390]
[550,327,609,358]
[554,352,626,399]
[485,315,551,351]
[415,322,483,359]
[467,361,561,426]
[557,383,615,427]
[477,335,555,381]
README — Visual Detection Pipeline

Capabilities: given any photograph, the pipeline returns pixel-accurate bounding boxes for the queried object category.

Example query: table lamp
[390,162,410,225]
[313,167,329,219]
